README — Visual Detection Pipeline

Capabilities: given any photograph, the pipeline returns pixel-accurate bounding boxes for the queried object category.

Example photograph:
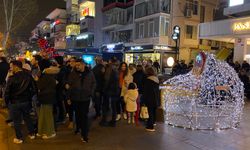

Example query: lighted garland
[161,53,244,130]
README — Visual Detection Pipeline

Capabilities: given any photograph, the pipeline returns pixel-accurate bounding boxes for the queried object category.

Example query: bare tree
[1,0,37,50]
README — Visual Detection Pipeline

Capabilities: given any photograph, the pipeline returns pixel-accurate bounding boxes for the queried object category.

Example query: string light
[161,53,244,130]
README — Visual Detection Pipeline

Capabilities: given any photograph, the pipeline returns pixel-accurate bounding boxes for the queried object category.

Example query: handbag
[140,105,149,119]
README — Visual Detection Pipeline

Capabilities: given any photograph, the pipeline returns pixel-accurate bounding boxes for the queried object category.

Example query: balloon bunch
[37,38,56,57]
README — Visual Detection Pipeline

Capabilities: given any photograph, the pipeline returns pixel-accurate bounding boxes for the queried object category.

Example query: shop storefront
[56,48,101,67]
[101,43,125,62]
[125,45,176,74]
[199,16,250,63]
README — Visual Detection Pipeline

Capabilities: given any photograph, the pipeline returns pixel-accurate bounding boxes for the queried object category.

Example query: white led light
[161,53,244,130]
[229,0,244,7]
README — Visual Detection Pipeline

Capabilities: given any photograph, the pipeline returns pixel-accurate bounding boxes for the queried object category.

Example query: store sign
[154,46,172,50]
[233,21,250,31]
[66,24,80,36]
[79,1,95,20]
[131,46,143,50]
[50,20,60,29]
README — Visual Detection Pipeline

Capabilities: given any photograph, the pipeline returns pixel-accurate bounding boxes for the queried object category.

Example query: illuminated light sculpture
[161,52,244,130]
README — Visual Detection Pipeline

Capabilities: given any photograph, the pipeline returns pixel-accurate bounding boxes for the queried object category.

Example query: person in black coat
[67,59,96,143]
[36,65,58,139]
[0,57,9,99]
[5,61,37,143]
[92,57,105,118]
[133,65,146,96]
[143,67,160,132]
[100,58,120,127]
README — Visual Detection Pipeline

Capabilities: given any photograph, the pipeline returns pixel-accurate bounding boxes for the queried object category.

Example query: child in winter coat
[124,82,139,124]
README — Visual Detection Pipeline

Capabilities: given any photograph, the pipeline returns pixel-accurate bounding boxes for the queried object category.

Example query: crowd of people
[0,52,161,144]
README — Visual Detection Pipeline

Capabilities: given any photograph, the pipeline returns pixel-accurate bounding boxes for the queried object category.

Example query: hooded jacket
[68,67,96,102]
[37,66,60,105]
[124,89,139,112]
[142,76,160,108]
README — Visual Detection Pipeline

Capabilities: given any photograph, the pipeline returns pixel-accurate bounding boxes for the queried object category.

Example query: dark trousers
[146,107,157,129]
[102,95,118,122]
[74,100,90,139]
[93,91,102,117]
[116,96,125,115]
[11,102,35,139]
[65,101,74,122]
[56,100,66,122]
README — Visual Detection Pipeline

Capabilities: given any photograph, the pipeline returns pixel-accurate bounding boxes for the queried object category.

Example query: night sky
[13,0,65,41]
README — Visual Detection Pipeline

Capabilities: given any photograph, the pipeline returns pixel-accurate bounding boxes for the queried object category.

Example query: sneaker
[68,122,74,129]
[154,123,157,126]
[108,121,116,127]
[42,133,56,139]
[146,128,156,132]
[123,113,127,120]
[36,133,42,137]
[28,134,36,140]
[132,118,135,124]
[7,122,14,127]
[81,137,88,143]
[116,114,121,121]
[13,138,23,144]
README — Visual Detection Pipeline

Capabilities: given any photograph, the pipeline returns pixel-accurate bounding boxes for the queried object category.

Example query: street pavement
[1,102,250,150]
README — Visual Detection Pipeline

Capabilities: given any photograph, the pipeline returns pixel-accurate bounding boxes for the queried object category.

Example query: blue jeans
[11,102,35,139]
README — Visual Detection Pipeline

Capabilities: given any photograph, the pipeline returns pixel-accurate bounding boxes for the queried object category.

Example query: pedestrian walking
[4,60,37,144]
[67,59,96,143]
[100,57,120,127]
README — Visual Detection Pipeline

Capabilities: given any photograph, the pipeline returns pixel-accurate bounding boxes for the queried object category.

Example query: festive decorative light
[161,52,244,130]
[167,57,175,67]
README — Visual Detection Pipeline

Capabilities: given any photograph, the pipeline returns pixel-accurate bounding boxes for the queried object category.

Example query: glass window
[193,1,198,15]
[186,25,197,39]
[127,7,133,24]
[165,21,169,36]
[139,23,144,38]
[161,0,171,13]
[135,3,147,18]
[160,17,169,36]
[148,21,154,37]
[200,5,205,23]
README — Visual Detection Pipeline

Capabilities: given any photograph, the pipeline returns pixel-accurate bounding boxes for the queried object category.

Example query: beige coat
[124,89,139,112]
[120,73,133,97]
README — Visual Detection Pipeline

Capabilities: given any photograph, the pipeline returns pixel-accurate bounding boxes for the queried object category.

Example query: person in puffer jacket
[36,64,60,139]
[124,82,138,124]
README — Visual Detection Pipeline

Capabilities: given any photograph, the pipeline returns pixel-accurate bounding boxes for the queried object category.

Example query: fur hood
[147,76,159,84]
[43,66,60,75]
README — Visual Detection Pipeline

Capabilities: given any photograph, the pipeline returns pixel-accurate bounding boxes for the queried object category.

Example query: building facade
[30,8,67,50]
[199,0,250,63]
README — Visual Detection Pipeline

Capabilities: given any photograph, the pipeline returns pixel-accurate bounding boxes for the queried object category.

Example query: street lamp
[172,25,181,60]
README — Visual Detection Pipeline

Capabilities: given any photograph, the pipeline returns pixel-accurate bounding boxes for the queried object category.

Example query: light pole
[172,25,180,61]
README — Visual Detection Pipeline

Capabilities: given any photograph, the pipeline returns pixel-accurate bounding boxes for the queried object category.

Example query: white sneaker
[42,133,56,139]
[116,114,121,121]
[146,128,156,132]
[123,113,127,120]
[36,133,42,137]
[28,134,36,140]
[13,138,23,144]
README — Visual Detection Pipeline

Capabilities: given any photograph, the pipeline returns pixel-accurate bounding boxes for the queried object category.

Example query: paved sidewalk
[1,102,250,150]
